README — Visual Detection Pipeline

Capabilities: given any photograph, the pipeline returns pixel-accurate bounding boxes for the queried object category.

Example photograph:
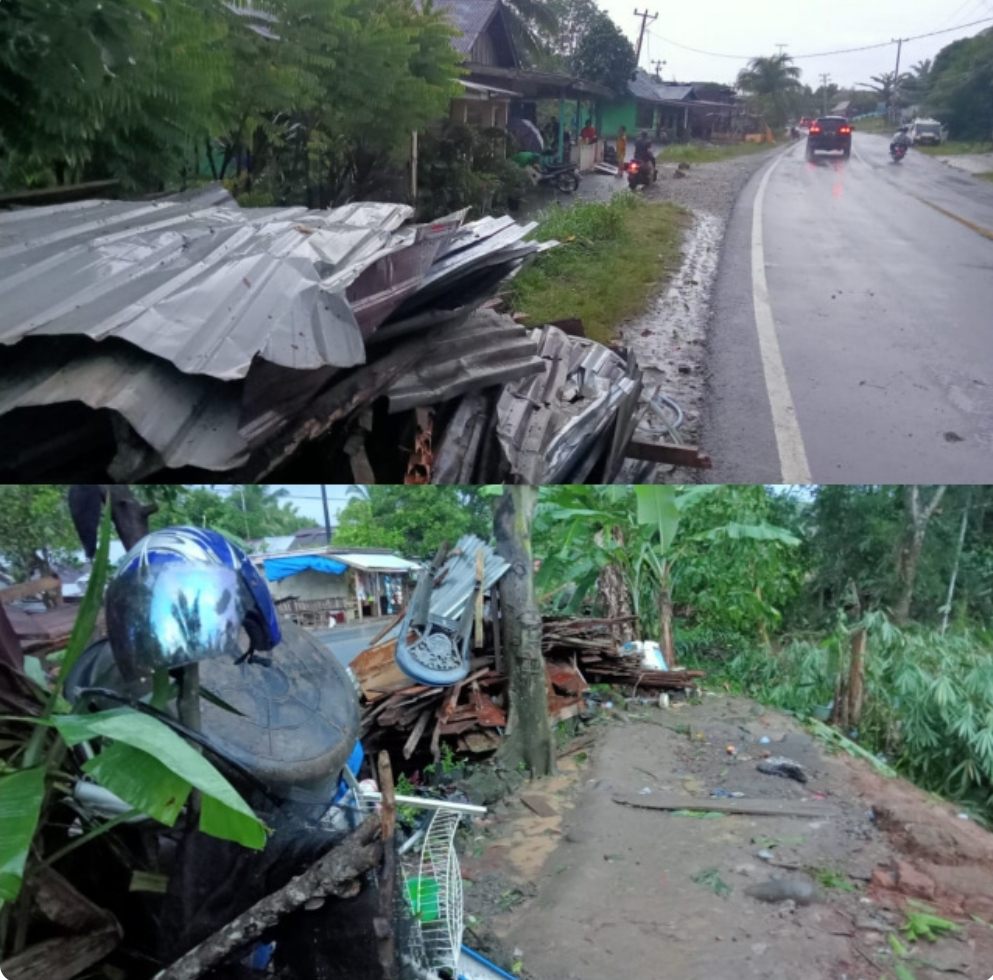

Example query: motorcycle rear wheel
[557,171,579,193]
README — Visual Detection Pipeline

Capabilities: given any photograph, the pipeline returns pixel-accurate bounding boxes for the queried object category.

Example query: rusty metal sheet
[546,660,589,696]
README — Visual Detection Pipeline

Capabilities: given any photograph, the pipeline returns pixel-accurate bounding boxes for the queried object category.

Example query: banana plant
[535,486,800,666]
[0,507,266,917]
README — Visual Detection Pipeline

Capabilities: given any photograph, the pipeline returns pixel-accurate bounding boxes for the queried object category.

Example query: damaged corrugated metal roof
[0,187,566,481]
[495,325,641,483]
[430,534,510,619]
[0,188,419,380]
[385,307,545,412]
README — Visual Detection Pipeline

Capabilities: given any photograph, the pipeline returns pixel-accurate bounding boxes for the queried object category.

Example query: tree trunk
[494,486,554,777]
[893,485,946,625]
[846,626,867,730]
[594,528,634,647]
[658,563,675,669]
[941,489,972,634]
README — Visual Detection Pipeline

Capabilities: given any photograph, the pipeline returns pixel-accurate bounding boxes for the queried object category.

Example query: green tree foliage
[0,0,462,200]
[527,0,601,71]
[415,121,533,219]
[141,486,305,542]
[0,486,82,579]
[858,70,912,107]
[333,486,491,557]
[534,485,799,657]
[736,54,804,128]
[925,28,993,140]
[495,0,560,66]
[218,0,461,206]
[571,10,636,93]
[0,0,232,191]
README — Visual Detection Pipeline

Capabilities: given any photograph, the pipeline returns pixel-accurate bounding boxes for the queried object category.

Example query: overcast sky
[269,485,353,527]
[597,0,993,89]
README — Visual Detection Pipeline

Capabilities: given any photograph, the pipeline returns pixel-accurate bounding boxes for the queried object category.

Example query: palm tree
[859,70,914,114]
[736,53,804,128]
[902,59,933,104]
[500,0,560,65]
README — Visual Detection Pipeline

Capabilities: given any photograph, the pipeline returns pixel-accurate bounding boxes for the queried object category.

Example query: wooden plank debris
[354,615,706,759]
[612,793,834,818]
[520,794,558,818]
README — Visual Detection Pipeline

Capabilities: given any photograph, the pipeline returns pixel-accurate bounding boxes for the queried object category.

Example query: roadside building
[600,71,742,143]
[254,546,421,626]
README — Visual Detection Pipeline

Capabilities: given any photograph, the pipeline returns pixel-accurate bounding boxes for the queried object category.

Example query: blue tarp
[263,555,348,582]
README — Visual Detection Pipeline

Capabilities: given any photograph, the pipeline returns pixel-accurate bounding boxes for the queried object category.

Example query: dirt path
[462,695,993,980]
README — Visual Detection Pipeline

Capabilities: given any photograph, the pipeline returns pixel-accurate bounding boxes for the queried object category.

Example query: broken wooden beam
[625,440,712,469]
[153,819,382,980]
[612,793,835,818]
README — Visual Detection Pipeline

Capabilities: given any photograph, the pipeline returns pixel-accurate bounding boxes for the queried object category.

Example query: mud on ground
[461,695,993,980]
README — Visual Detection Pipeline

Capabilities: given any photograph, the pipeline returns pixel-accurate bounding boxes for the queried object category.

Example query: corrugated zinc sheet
[0,189,413,380]
[333,554,421,573]
[0,337,248,473]
[430,534,510,620]
[627,72,696,104]
[385,308,544,412]
[495,325,638,483]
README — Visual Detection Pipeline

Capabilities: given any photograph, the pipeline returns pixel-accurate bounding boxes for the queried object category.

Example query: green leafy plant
[0,507,266,914]
[812,867,855,892]
[901,902,961,943]
[691,867,731,896]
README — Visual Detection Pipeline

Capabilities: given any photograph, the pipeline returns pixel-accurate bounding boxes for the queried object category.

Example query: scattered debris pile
[0,187,685,483]
[352,609,705,759]
[543,617,706,690]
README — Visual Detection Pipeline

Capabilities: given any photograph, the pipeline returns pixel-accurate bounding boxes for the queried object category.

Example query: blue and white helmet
[105,527,281,680]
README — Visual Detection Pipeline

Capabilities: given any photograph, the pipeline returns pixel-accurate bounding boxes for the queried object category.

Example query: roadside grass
[661,141,774,165]
[507,194,687,345]
[917,140,993,157]
[853,116,890,134]
[975,172,993,183]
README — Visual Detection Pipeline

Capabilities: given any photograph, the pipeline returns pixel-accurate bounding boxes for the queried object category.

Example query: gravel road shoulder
[612,150,777,480]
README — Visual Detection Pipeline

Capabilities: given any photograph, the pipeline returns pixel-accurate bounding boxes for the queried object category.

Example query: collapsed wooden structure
[352,614,706,759]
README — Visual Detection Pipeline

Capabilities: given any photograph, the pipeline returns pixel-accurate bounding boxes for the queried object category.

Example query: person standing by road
[616,125,627,167]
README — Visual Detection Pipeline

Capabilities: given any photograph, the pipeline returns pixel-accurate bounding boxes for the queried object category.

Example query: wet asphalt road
[704,134,993,483]
[312,618,392,667]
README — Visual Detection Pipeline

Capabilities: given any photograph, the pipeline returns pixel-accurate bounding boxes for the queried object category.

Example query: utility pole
[651,58,666,78]
[320,485,332,545]
[819,73,831,115]
[633,8,657,66]
[775,43,787,56]
[891,37,904,123]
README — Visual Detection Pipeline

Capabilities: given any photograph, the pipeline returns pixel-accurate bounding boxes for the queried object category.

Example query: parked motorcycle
[59,526,373,978]
[890,143,908,163]
[535,159,581,193]
[626,157,657,190]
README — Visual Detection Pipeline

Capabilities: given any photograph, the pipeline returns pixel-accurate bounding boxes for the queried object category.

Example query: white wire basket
[400,808,464,975]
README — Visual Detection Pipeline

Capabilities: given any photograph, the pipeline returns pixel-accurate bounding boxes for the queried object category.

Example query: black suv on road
[806,116,853,159]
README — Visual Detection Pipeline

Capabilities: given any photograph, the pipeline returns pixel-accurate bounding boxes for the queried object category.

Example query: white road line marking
[751,150,812,483]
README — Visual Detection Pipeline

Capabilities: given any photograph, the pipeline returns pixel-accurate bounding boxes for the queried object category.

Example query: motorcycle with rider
[626,131,658,190]
[890,125,912,163]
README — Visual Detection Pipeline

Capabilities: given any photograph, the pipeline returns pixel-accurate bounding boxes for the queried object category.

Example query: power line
[647,15,993,63]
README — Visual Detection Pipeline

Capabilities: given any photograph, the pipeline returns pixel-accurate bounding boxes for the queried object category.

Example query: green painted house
[600,70,739,141]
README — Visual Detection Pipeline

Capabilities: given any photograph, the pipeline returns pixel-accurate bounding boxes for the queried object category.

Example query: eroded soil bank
[462,695,993,980]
